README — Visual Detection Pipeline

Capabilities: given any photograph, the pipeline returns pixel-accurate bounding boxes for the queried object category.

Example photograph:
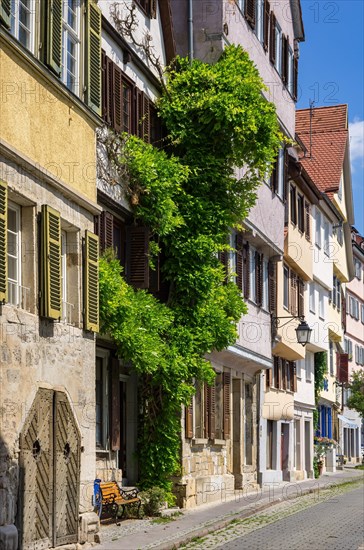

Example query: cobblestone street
[184,483,364,550]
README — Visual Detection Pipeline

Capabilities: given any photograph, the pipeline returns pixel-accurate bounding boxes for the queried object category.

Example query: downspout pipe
[188,0,193,63]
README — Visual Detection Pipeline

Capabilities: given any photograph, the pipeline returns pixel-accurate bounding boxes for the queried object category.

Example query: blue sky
[297,0,364,234]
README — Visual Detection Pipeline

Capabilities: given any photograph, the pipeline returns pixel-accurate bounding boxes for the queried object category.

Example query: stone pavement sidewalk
[97,468,364,550]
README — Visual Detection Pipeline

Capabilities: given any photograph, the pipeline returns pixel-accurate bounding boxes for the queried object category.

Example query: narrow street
[184,483,364,550]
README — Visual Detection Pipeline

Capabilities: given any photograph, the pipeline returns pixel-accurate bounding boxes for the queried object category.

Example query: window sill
[211,439,226,446]
[192,438,208,445]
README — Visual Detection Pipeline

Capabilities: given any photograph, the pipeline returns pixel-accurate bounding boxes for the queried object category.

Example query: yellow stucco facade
[0,37,98,202]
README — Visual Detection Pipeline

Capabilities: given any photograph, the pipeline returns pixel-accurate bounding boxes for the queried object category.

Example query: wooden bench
[93,479,141,524]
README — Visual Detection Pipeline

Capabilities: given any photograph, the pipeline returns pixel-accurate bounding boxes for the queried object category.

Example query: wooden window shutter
[0,0,11,28]
[126,226,150,289]
[293,54,298,101]
[46,0,62,75]
[266,366,273,389]
[41,205,61,320]
[290,271,297,315]
[113,65,123,133]
[209,384,216,439]
[282,359,287,390]
[236,233,244,291]
[281,35,287,82]
[143,95,151,143]
[99,211,114,252]
[102,52,114,125]
[305,201,310,241]
[136,89,144,139]
[298,278,304,317]
[84,230,99,332]
[110,357,120,450]
[263,0,270,51]
[245,0,256,29]
[291,362,297,392]
[150,0,157,19]
[185,397,193,439]
[271,157,278,193]
[243,242,250,298]
[223,372,231,439]
[256,253,263,307]
[268,260,277,315]
[0,181,8,303]
[269,12,276,65]
[204,384,209,439]
[218,250,229,283]
[341,295,347,331]
[86,0,102,115]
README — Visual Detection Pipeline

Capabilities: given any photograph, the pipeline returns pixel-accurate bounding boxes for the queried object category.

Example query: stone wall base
[175,474,235,509]
[0,524,18,550]
[79,512,100,545]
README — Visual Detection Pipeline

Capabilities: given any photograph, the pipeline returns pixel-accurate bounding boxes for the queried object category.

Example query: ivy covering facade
[99,45,282,493]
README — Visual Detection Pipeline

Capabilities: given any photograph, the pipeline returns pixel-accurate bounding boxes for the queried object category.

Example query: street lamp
[272,316,313,347]
[295,320,313,347]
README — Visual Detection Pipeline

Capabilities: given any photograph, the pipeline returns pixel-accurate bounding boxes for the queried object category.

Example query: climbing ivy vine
[314,351,328,430]
[99,45,282,495]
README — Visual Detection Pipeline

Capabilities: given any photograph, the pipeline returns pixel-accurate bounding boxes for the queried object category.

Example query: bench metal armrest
[120,488,140,500]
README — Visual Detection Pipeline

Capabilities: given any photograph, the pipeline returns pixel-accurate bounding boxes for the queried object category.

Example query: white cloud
[349,118,364,164]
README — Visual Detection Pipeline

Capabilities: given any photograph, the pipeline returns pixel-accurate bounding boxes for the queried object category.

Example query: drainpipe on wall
[188,0,193,64]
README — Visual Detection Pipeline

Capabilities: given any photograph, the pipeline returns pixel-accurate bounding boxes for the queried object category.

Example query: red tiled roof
[296,105,348,196]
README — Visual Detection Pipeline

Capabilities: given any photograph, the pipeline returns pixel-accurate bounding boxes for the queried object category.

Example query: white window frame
[309,282,316,314]
[354,259,362,280]
[283,265,289,310]
[255,0,264,43]
[274,23,282,74]
[62,0,81,95]
[319,289,325,320]
[323,218,330,256]
[7,201,22,307]
[277,147,284,198]
[361,303,364,324]
[315,209,322,249]
[10,0,35,54]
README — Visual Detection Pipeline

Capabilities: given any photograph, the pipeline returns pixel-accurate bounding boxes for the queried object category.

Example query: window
[135,0,156,17]
[95,352,109,449]
[336,225,343,246]
[354,259,362,280]
[355,344,359,364]
[283,265,289,309]
[269,357,296,391]
[319,289,325,320]
[332,275,341,311]
[309,282,316,314]
[10,0,35,53]
[244,384,253,465]
[266,420,274,470]
[270,147,285,199]
[305,352,313,382]
[323,218,330,256]
[7,202,21,307]
[185,373,231,441]
[297,193,304,232]
[315,209,322,248]
[361,304,364,324]
[329,342,334,376]
[62,0,81,94]
[290,184,297,225]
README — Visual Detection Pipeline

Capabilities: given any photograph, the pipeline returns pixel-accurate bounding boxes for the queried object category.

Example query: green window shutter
[0,181,8,303]
[84,230,99,332]
[86,0,102,114]
[46,0,62,76]
[0,0,11,28]
[41,205,61,319]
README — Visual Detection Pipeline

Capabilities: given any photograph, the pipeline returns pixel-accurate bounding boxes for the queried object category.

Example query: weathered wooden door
[53,391,81,546]
[19,389,81,549]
